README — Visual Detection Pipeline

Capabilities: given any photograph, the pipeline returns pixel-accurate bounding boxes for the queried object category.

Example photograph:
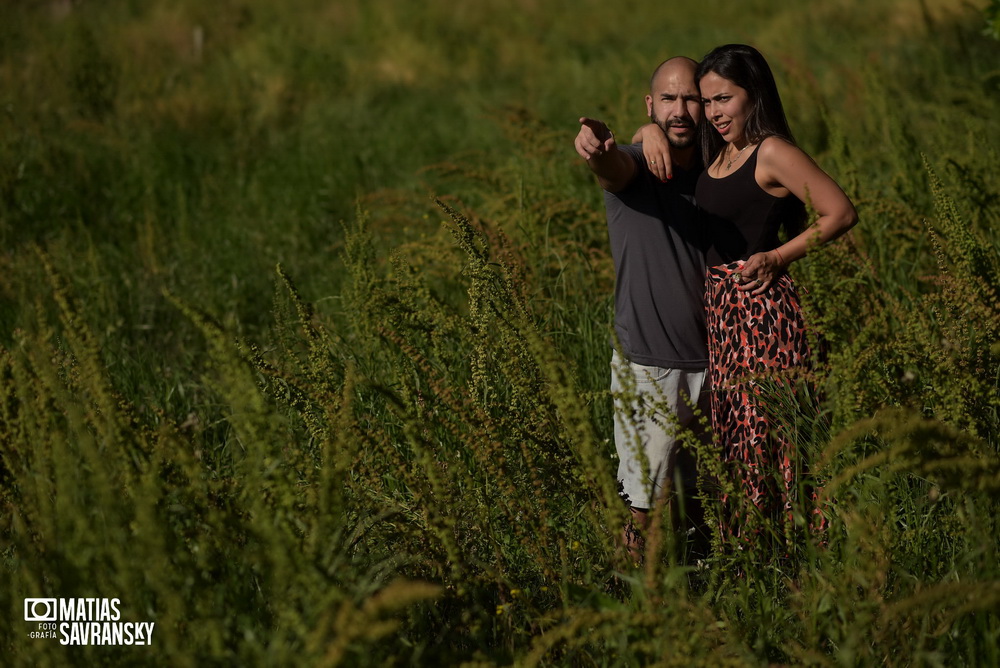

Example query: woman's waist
[705,260,795,293]
[706,261,745,281]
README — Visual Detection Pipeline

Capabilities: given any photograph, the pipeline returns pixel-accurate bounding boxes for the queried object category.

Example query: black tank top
[696,144,805,266]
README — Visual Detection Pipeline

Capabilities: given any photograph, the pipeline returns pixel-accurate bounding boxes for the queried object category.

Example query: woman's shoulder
[756,135,815,174]
[756,135,799,160]
[752,136,813,193]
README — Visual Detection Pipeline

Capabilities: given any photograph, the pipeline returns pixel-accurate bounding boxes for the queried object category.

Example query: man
[574,57,710,560]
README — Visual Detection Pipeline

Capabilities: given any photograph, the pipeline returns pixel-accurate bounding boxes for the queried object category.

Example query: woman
[636,44,857,542]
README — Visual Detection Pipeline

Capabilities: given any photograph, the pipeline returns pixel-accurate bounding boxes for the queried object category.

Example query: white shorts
[611,350,710,510]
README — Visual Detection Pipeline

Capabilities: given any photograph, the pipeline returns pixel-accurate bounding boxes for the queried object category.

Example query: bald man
[574,57,710,561]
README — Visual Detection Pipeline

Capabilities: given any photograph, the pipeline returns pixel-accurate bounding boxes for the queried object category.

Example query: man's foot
[622,507,648,565]
[623,522,644,565]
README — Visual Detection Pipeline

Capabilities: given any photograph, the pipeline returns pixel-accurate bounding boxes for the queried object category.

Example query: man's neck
[670,146,697,171]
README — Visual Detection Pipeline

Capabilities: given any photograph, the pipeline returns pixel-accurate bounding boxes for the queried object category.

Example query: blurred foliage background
[1,0,998,665]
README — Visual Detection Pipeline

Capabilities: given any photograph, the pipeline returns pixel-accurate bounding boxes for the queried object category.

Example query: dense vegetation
[1,0,998,664]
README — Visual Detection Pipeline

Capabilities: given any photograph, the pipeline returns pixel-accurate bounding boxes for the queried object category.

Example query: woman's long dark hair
[697,44,805,235]
[695,44,796,168]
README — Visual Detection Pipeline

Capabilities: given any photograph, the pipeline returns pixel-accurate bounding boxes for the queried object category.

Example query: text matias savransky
[25,597,155,646]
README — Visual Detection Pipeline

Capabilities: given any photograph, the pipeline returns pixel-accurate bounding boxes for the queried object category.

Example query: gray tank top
[603,144,708,369]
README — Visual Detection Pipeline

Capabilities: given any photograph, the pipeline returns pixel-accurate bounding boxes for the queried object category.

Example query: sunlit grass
[0,0,998,664]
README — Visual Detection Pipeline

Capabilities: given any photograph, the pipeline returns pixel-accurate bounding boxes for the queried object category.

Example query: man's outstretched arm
[574,117,636,193]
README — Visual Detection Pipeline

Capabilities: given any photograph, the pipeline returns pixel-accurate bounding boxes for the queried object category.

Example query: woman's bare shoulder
[757,135,802,161]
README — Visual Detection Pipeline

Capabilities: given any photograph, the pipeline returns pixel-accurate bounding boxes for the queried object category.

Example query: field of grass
[1,0,999,665]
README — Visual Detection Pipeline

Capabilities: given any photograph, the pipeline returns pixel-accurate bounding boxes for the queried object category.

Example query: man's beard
[651,110,697,149]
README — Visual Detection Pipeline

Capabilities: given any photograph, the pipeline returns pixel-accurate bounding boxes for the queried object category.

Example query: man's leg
[624,507,649,563]
[612,350,708,561]
[678,381,712,561]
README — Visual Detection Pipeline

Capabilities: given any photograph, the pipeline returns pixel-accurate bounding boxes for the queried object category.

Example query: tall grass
[1,0,999,664]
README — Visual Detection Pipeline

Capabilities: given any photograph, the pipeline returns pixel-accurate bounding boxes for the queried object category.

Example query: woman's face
[699,71,752,146]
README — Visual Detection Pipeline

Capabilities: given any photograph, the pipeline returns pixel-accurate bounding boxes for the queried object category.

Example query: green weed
[1,0,998,665]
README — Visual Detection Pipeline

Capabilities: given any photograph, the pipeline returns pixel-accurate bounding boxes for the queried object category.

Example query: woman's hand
[735,249,786,295]
[631,123,673,182]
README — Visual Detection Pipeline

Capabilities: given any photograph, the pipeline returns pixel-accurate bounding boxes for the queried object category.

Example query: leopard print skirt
[705,261,821,541]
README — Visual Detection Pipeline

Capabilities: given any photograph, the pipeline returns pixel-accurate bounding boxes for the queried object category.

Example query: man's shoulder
[617,143,643,162]
[614,145,704,189]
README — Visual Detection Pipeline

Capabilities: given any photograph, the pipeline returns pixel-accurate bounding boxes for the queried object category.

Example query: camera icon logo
[24,599,58,622]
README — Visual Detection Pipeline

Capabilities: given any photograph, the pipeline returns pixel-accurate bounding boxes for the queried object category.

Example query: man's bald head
[649,57,698,93]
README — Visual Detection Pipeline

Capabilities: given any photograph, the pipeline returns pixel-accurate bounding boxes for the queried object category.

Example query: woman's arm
[631,123,674,182]
[738,137,858,294]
